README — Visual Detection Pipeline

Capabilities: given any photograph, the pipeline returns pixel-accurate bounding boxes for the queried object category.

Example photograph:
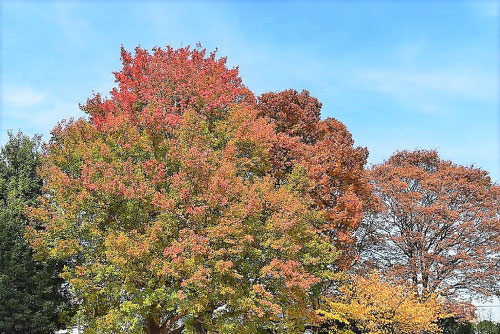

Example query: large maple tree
[25,46,370,333]
[357,150,500,310]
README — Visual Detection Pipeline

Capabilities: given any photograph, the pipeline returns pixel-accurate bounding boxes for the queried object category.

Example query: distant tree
[438,317,473,334]
[0,131,72,334]
[357,150,500,314]
[26,46,346,333]
[474,320,499,334]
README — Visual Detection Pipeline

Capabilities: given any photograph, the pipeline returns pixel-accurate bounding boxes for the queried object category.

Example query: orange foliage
[257,89,378,267]
[357,150,499,317]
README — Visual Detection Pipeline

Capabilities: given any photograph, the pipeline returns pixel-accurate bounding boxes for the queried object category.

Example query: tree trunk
[145,316,168,334]
[193,317,208,333]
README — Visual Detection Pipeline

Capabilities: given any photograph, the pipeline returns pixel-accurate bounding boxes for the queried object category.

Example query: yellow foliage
[317,272,447,334]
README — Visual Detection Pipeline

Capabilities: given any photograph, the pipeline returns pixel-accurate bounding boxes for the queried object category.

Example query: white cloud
[2,85,47,108]
[361,68,495,100]
[353,66,497,114]
[1,85,87,145]
[6,99,84,130]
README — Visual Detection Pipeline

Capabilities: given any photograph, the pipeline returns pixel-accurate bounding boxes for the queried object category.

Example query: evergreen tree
[0,131,72,334]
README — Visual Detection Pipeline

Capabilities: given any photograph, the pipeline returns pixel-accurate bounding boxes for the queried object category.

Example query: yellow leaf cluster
[318,272,446,334]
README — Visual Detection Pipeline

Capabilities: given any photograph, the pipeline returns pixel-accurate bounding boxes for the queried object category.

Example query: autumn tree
[0,131,72,333]
[356,150,500,312]
[27,46,345,334]
[257,89,376,267]
[317,272,446,334]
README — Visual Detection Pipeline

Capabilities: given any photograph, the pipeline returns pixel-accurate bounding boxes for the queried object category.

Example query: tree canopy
[357,150,500,315]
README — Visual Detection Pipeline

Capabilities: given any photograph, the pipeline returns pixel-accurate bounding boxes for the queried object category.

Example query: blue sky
[1,0,498,185]
[1,0,499,319]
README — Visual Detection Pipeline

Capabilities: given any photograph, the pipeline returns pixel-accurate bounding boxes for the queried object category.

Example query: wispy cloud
[14,100,83,129]
[1,85,86,144]
[353,66,497,114]
[2,86,47,108]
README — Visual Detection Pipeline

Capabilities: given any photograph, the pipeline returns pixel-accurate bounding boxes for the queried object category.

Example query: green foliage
[474,320,500,334]
[439,317,472,334]
[0,131,73,334]
[439,318,500,334]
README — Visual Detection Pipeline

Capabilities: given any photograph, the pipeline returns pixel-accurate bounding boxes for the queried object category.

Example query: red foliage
[82,45,255,133]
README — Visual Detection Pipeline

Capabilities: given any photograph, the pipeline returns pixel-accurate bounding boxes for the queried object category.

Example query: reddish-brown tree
[357,150,500,308]
[257,89,377,267]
